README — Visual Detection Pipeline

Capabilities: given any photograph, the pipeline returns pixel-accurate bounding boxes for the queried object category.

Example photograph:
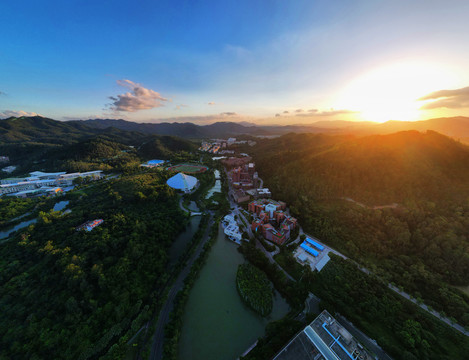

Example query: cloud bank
[108,80,167,112]
[277,108,357,117]
[418,86,469,110]
[0,110,42,118]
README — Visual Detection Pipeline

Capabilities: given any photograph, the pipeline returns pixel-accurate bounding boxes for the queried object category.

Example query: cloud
[0,91,6,96]
[220,112,237,116]
[418,86,469,110]
[208,102,216,105]
[108,79,167,112]
[308,109,318,113]
[295,109,359,117]
[0,110,42,118]
[295,109,304,113]
[175,104,189,110]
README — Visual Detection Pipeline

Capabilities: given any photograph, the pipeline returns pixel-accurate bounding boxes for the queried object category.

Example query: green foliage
[241,317,304,360]
[0,116,196,175]
[0,172,186,359]
[312,256,469,360]
[0,197,39,228]
[250,131,469,327]
[236,263,273,316]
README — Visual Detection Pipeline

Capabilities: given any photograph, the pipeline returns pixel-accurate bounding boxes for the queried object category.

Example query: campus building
[248,199,297,245]
[166,172,198,193]
[273,310,373,360]
[0,170,103,196]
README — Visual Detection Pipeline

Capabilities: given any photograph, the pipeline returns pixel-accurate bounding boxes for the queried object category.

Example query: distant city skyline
[1,0,469,124]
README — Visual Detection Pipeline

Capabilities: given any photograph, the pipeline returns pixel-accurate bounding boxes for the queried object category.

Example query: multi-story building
[248,199,296,245]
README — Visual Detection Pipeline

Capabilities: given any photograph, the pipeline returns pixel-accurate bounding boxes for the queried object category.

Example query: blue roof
[147,159,164,165]
[166,172,198,191]
[306,237,324,251]
[301,242,319,257]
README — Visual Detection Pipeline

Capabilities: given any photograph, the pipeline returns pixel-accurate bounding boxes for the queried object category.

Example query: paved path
[148,213,214,360]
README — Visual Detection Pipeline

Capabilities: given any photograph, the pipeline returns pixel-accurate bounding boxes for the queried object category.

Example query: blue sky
[1,0,469,123]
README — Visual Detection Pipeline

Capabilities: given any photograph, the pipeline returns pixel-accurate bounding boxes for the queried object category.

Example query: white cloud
[108,79,167,112]
[0,110,42,118]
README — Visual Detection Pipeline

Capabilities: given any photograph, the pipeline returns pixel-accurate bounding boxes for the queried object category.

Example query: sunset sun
[337,62,459,123]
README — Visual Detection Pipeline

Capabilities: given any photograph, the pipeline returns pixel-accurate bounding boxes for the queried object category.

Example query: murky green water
[169,215,202,266]
[178,225,290,360]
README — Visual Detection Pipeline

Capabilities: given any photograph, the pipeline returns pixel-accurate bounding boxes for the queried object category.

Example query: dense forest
[0,116,197,175]
[248,131,469,327]
[239,243,469,360]
[0,172,188,359]
[236,263,273,316]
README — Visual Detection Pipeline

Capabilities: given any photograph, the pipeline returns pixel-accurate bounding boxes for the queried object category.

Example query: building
[0,170,103,196]
[1,166,17,174]
[248,199,296,245]
[248,199,287,214]
[166,172,198,193]
[227,137,236,146]
[0,156,9,163]
[230,164,255,189]
[233,189,250,203]
[273,310,373,360]
[77,219,104,232]
[222,213,243,244]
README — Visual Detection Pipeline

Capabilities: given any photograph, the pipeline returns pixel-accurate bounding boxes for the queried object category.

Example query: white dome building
[166,173,198,193]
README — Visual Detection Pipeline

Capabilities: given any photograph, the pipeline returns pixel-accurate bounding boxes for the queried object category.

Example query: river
[178,225,290,360]
[0,218,38,241]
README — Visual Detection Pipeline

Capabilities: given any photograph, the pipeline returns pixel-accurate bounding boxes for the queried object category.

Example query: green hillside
[250,131,469,328]
[0,116,196,174]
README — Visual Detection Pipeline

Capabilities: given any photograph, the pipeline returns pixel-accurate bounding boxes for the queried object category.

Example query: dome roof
[166,172,198,191]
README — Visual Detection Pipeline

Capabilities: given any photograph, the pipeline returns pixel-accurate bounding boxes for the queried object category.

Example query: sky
[1,0,469,124]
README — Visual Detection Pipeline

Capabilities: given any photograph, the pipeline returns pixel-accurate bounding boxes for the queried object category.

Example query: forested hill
[0,116,147,145]
[251,130,469,329]
[252,130,469,205]
[0,116,197,174]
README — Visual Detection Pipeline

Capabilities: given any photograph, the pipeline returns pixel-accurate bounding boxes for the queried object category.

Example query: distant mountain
[75,116,469,142]
[0,116,145,145]
[73,119,272,138]
[0,116,197,173]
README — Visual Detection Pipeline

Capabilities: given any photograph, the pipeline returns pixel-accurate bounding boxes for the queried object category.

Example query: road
[148,212,214,360]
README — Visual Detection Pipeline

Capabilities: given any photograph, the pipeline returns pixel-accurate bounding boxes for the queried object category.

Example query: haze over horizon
[1,0,469,124]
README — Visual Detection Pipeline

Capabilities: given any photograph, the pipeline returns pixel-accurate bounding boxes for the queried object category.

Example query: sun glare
[336,62,459,123]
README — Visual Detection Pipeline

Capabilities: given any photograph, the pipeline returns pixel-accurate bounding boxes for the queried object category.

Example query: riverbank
[178,225,289,360]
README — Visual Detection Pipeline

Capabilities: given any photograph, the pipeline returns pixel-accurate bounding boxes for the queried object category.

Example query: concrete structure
[233,189,250,203]
[166,173,198,193]
[1,166,17,173]
[230,163,255,189]
[222,213,243,244]
[227,137,236,146]
[273,311,372,360]
[77,219,104,232]
[0,170,103,196]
